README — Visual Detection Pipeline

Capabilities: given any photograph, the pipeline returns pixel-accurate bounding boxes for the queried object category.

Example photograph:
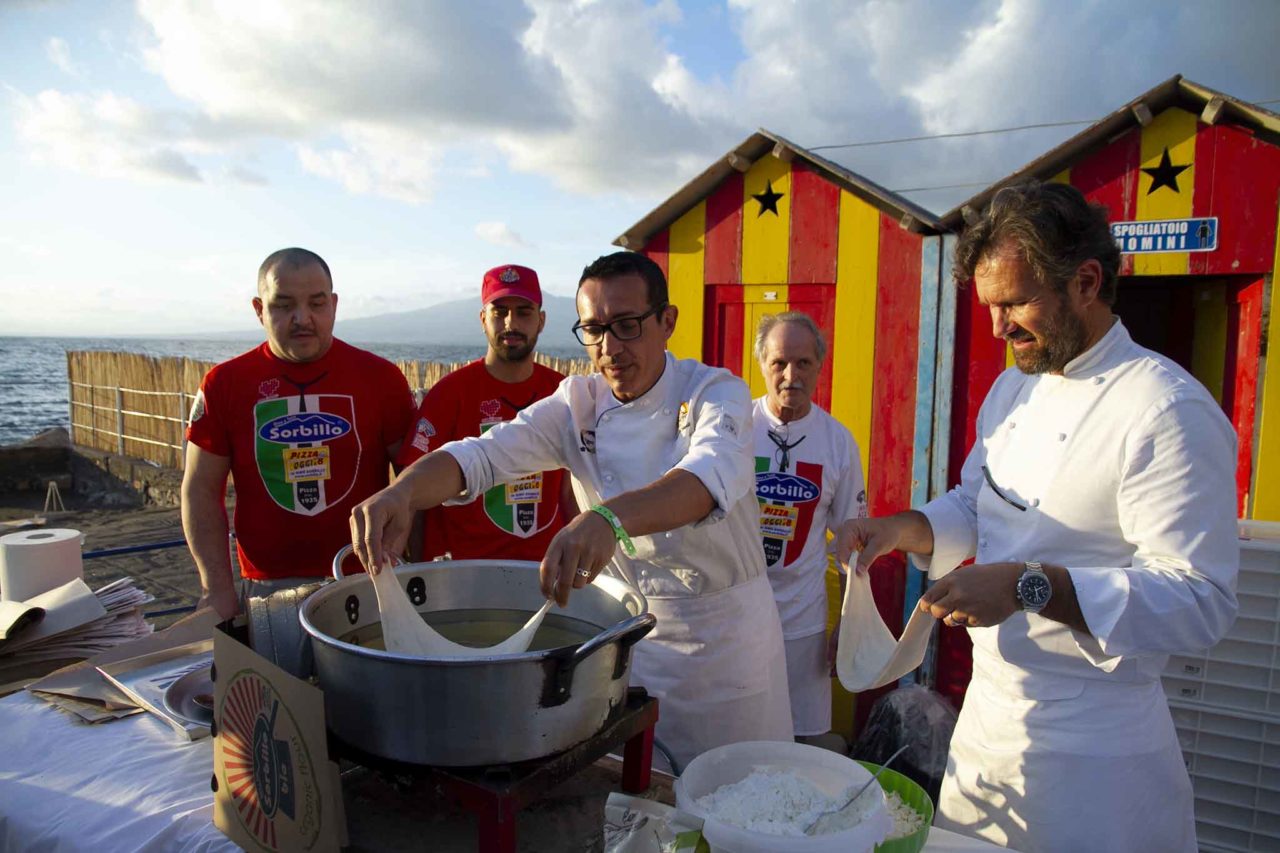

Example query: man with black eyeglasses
[835,182,1238,852]
[351,251,793,772]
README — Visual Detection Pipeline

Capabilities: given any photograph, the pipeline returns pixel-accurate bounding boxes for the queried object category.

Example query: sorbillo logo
[756,471,820,503]
[258,412,352,444]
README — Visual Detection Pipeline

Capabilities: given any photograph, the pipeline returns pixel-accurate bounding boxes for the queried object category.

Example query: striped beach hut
[613,131,948,735]
[932,75,1280,706]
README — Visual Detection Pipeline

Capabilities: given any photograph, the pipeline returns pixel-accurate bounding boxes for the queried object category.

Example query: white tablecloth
[0,691,232,851]
[0,691,1005,851]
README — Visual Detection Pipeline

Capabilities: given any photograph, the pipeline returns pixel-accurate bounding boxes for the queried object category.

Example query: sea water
[0,336,579,446]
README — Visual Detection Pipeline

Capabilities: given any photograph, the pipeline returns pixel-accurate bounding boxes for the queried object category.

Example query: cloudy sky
[2,0,1276,336]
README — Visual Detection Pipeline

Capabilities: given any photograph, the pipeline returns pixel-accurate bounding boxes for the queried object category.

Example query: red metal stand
[334,688,659,853]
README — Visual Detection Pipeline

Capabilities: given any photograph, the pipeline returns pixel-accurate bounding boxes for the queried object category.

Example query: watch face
[1019,574,1052,607]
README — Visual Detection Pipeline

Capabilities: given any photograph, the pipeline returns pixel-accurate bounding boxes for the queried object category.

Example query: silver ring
[575,568,592,579]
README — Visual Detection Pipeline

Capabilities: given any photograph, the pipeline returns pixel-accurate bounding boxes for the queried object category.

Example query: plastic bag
[849,684,957,802]
[603,793,708,853]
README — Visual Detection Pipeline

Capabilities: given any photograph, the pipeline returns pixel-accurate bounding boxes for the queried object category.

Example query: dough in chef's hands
[369,566,551,657]
[835,556,934,692]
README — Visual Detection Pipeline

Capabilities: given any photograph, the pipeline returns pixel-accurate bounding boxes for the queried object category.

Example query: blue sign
[1111,218,1217,254]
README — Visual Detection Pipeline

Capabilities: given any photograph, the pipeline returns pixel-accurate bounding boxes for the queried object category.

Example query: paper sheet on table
[0,600,44,641]
[0,579,106,652]
[836,565,936,692]
[27,607,218,707]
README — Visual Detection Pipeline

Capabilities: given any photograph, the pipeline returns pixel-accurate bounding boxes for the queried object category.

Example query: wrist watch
[1016,560,1052,613]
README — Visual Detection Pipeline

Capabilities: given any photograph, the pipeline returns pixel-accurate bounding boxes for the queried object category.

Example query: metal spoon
[804,744,910,836]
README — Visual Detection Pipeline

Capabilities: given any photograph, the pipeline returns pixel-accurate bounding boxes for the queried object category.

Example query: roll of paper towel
[0,529,84,603]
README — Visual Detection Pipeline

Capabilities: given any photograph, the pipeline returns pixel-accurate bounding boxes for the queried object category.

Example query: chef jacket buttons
[1094,376,1105,385]
[1009,422,1017,429]
[1058,433,1067,441]
[604,474,614,482]
[1030,498,1040,507]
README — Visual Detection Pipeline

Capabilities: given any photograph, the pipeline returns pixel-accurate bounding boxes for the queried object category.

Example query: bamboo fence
[67,350,592,470]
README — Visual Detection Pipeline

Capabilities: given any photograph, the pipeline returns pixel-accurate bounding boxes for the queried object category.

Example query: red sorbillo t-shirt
[187,339,416,580]
[395,360,568,561]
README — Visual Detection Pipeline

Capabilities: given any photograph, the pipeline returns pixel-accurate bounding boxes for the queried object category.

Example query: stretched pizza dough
[369,566,552,657]
[835,560,935,692]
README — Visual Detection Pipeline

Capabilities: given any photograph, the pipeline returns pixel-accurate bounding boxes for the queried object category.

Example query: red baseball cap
[481,264,542,307]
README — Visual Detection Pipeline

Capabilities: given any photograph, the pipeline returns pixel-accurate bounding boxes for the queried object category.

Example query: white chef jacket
[915,319,1239,852]
[751,397,866,639]
[442,352,793,769]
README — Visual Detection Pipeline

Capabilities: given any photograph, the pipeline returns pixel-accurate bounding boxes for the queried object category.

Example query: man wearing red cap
[394,264,571,561]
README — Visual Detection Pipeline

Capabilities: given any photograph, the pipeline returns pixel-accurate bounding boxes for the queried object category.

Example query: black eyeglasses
[982,465,1027,512]
[572,304,667,346]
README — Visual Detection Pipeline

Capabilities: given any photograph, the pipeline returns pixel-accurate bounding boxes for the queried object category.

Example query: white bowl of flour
[675,741,893,853]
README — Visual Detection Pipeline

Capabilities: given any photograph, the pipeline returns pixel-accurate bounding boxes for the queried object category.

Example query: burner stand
[331,687,658,852]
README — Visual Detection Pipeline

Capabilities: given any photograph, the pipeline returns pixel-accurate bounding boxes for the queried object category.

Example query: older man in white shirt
[751,311,865,742]
[351,251,792,771]
[837,181,1238,853]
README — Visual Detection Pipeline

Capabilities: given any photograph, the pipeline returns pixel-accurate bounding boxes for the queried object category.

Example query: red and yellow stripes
[833,190,878,482]
[741,155,791,284]
[1253,217,1280,519]
[667,202,706,361]
[1133,108,1198,276]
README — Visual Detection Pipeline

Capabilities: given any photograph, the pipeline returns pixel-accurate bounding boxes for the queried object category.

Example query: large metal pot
[298,549,654,766]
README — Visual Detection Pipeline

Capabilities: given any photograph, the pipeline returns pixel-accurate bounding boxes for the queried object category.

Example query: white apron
[936,671,1196,853]
[783,631,831,737]
[630,575,793,773]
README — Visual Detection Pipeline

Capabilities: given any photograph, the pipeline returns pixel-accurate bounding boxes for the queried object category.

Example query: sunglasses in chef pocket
[982,465,1027,512]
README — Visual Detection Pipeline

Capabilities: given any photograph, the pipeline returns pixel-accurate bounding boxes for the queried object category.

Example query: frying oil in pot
[339,608,599,652]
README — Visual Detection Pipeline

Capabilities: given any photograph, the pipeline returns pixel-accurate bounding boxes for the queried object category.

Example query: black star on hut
[752,180,784,216]
[1141,146,1191,195]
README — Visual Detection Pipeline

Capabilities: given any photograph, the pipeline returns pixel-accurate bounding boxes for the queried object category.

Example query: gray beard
[1011,302,1088,375]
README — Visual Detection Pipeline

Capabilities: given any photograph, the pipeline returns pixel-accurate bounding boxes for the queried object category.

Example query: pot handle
[541,612,656,708]
[331,544,404,581]
[570,612,656,670]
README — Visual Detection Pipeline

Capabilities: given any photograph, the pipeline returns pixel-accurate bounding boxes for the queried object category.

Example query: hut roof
[938,75,1280,231]
[613,128,942,250]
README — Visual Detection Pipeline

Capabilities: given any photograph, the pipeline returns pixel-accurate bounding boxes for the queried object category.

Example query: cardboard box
[211,625,346,851]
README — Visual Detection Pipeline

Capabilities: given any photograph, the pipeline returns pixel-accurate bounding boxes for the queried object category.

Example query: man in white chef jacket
[351,251,793,771]
[836,181,1238,853]
[750,311,865,742]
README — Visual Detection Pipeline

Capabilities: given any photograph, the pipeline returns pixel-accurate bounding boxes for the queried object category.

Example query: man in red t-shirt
[395,264,572,561]
[182,248,415,620]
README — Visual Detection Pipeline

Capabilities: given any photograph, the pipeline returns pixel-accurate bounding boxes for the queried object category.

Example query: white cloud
[11,0,1280,212]
[45,37,78,76]
[475,221,531,249]
[13,88,204,183]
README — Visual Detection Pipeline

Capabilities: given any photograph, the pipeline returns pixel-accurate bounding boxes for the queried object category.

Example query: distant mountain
[335,293,580,350]
[185,293,584,354]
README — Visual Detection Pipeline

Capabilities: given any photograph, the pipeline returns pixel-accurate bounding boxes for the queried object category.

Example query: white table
[0,691,1006,851]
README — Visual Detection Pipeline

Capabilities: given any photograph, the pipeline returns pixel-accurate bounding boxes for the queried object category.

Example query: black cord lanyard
[767,428,806,472]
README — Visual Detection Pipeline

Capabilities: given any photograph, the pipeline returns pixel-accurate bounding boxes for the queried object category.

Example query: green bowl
[856,761,934,853]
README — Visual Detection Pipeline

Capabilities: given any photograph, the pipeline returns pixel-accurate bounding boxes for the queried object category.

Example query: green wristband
[590,504,637,557]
